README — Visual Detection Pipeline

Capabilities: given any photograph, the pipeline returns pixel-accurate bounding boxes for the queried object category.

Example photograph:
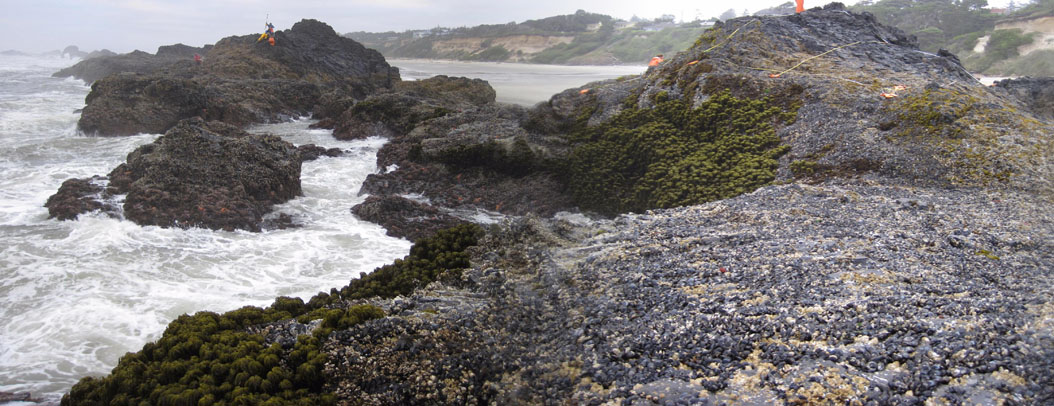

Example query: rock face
[64,19,395,136]
[47,118,301,231]
[317,5,1054,404]
[331,4,1051,238]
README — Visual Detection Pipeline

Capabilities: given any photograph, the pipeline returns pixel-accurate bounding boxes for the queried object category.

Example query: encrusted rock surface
[327,182,1053,404]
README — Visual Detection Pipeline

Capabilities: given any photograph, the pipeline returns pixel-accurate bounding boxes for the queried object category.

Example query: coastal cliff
[59,4,1053,405]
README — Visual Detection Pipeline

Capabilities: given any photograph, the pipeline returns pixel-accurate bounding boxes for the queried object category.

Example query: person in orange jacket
[796,0,805,13]
[649,54,664,67]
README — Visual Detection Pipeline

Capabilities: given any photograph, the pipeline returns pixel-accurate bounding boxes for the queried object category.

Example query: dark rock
[68,19,395,136]
[993,77,1054,121]
[297,144,343,161]
[327,75,494,140]
[53,44,210,83]
[351,195,464,241]
[78,73,207,136]
[44,177,110,220]
[49,118,302,231]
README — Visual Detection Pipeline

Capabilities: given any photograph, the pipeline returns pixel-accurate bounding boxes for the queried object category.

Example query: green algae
[564,91,796,215]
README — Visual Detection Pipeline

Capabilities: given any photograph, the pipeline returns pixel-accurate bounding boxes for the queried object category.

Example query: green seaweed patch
[62,302,355,406]
[894,88,977,138]
[337,223,484,301]
[790,160,820,177]
[63,224,484,406]
[701,74,804,112]
[565,91,796,215]
[975,249,1001,260]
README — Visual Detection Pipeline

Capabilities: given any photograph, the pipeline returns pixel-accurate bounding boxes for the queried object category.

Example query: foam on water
[0,57,411,398]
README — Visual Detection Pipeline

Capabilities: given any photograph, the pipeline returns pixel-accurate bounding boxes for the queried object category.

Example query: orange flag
[796,0,805,13]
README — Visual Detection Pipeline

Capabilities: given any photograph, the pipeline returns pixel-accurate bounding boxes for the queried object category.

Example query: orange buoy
[268,37,275,46]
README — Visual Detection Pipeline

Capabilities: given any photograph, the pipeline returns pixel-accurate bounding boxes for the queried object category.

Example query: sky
[2,0,1016,54]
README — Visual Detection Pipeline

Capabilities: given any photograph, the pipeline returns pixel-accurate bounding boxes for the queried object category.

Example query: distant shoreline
[387,57,646,68]
[387,59,645,105]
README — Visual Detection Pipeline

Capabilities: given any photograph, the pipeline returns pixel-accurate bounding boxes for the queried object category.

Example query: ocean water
[0,56,641,400]
[391,59,644,105]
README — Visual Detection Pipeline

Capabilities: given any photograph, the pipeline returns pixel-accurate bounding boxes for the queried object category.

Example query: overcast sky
[3,0,1014,54]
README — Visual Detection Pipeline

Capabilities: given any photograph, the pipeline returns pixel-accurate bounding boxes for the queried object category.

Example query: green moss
[63,224,483,406]
[790,160,819,177]
[895,88,977,138]
[565,91,795,215]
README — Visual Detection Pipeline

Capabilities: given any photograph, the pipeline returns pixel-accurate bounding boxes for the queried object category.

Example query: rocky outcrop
[78,73,208,136]
[43,177,110,221]
[64,19,395,136]
[331,4,1054,237]
[351,195,464,241]
[555,3,1052,196]
[323,81,574,238]
[321,7,1053,402]
[47,118,302,231]
[319,75,495,140]
[994,77,1054,121]
[53,45,209,83]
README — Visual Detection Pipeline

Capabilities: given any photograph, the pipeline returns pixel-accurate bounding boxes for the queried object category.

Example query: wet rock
[44,177,110,220]
[78,72,207,136]
[48,118,302,232]
[296,144,343,161]
[351,195,464,241]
